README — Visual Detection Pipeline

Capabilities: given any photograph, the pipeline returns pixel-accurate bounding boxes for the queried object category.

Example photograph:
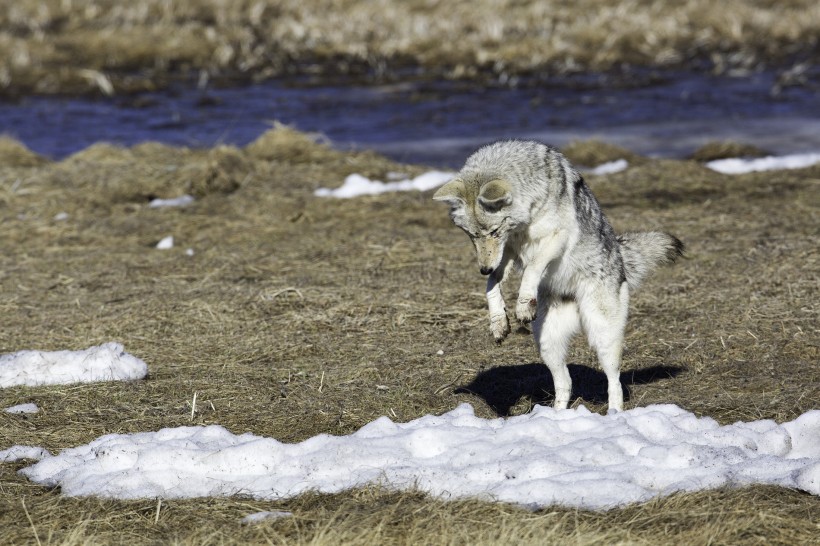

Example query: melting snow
[149,194,195,208]
[156,236,174,249]
[585,159,629,175]
[1,445,51,462]
[315,151,820,199]
[17,403,820,510]
[0,343,148,388]
[314,159,629,199]
[315,171,454,198]
[4,403,39,414]
[706,153,820,174]
[240,511,293,524]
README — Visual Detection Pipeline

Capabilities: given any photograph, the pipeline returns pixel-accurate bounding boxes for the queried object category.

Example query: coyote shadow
[455,363,684,416]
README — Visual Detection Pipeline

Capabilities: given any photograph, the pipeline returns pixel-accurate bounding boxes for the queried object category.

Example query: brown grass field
[0,128,818,544]
[1,0,819,96]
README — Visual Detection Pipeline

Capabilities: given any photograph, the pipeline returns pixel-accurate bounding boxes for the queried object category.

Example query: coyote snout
[473,237,505,276]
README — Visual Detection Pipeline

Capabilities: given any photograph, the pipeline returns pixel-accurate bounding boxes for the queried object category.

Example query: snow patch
[315,171,454,198]
[586,159,629,175]
[0,343,148,388]
[1,445,51,462]
[4,403,39,414]
[18,403,820,510]
[706,153,820,174]
[240,511,293,524]
[149,195,195,208]
[156,236,174,249]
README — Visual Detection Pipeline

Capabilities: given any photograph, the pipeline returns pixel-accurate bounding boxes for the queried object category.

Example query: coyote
[433,140,683,411]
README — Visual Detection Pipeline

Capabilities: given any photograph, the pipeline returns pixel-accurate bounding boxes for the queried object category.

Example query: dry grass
[1,129,818,543]
[689,141,770,162]
[1,0,818,96]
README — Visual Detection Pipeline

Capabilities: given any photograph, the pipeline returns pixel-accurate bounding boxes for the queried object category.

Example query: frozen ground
[0,343,147,388]
[8,403,820,510]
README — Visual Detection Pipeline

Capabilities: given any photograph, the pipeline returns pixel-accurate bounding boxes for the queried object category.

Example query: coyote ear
[478,179,512,211]
[432,179,466,209]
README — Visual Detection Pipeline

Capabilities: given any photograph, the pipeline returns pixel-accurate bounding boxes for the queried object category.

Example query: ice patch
[315,171,454,198]
[18,404,820,510]
[149,194,195,208]
[4,403,39,414]
[706,153,820,174]
[0,342,148,387]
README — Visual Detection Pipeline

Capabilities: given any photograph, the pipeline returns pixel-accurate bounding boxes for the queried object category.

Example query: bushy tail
[618,232,684,290]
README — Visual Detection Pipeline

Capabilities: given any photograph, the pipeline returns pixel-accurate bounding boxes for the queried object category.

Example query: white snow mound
[315,171,454,198]
[0,343,148,388]
[18,403,820,510]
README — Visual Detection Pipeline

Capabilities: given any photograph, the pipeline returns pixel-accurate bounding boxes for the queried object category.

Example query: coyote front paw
[490,313,511,343]
[515,297,537,324]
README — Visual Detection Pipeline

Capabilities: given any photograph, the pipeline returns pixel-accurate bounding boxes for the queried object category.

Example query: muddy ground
[0,129,817,543]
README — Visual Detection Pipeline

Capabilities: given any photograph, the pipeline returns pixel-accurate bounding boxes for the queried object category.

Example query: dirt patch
[1,132,818,543]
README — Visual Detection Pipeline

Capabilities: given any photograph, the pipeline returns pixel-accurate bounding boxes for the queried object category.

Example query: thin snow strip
[706,153,820,174]
[315,171,454,198]
[4,403,39,414]
[0,343,148,388]
[314,160,631,198]
[149,194,195,208]
[240,511,293,524]
[585,159,629,175]
[19,403,820,510]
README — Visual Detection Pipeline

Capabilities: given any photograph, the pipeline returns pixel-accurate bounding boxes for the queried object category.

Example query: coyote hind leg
[578,282,629,412]
[532,296,581,409]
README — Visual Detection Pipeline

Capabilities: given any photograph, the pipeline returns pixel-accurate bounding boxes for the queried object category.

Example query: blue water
[1,70,819,167]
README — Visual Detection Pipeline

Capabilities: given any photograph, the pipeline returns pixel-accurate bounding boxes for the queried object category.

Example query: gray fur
[434,139,684,411]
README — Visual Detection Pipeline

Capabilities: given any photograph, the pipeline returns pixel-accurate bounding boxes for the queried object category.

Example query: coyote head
[433,178,515,275]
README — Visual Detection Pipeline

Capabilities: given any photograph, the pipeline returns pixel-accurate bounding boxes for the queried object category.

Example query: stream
[1,69,818,167]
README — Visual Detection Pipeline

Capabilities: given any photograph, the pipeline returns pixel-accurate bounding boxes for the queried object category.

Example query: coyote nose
[479,266,494,276]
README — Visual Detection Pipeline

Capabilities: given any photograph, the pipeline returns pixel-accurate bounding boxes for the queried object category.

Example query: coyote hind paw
[490,313,511,343]
[515,298,537,324]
